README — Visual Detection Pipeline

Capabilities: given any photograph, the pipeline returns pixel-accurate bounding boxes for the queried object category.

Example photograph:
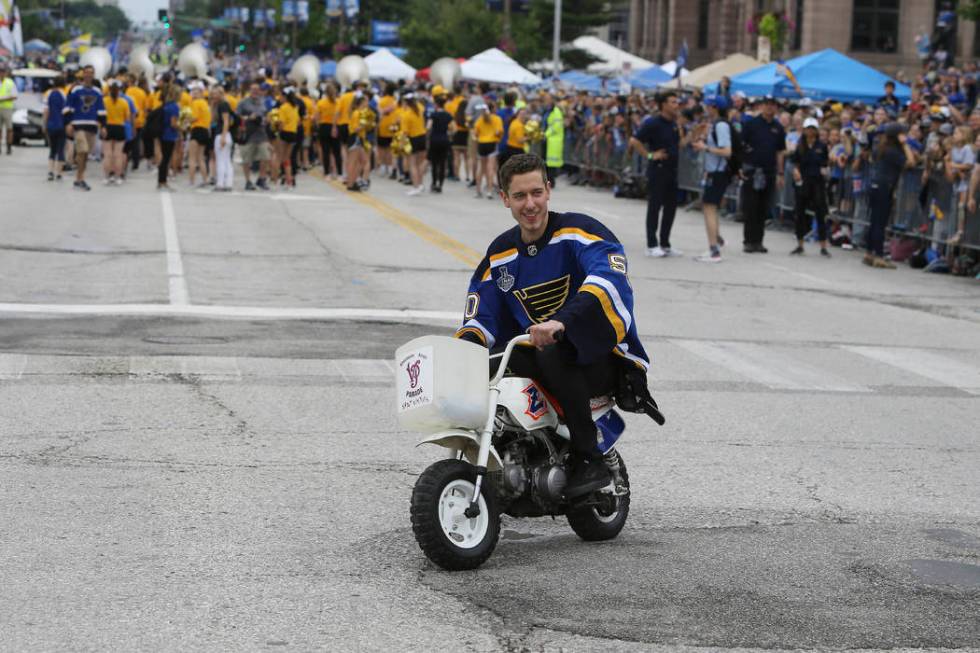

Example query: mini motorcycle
[396,334,664,571]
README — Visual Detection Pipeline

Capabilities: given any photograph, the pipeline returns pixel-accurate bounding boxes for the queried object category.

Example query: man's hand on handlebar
[528,320,565,350]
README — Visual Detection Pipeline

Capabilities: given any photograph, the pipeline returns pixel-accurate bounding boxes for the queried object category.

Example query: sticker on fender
[398,346,434,412]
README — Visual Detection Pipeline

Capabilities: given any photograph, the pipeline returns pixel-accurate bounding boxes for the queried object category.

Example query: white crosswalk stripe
[841,345,980,396]
[670,339,870,392]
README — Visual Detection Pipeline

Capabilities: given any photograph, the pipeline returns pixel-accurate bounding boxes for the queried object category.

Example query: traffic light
[238,44,246,52]
[166,38,174,46]
[158,9,168,23]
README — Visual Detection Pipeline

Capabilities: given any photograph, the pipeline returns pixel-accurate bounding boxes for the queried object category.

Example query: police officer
[629,91,691,257]
[740,96,786,253]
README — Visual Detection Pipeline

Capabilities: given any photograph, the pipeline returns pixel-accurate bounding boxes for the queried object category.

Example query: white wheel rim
[592,498,620,523]
[438,479,489,550]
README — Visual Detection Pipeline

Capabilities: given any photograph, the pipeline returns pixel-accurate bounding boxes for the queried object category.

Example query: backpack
[714,120,743,178]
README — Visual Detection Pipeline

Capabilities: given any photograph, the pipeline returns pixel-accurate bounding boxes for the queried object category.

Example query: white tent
[659,60,691,78]
[574,36,657,75]
[364,48,417,81]
[460,48,541,85]
[665,53,763,89]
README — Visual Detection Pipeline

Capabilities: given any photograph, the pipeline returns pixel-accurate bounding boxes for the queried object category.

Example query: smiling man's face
[502,170,551,243]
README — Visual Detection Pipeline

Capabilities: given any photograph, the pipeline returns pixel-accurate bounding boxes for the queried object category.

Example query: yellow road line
[312,171,482,267]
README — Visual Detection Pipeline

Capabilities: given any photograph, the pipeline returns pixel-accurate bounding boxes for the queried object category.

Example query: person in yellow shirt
[101,80,130,184]
[376,84,399,178]
[500,106,527,169]
[445,88,466,181]
[472,101,503,198]
[299,87,315,172]
[334,79,364,166]
[345,93,373,192]
[315,83,340,178]
[399,93,427,195]
[275,87,301,188]
[125,73,148,172]
[187,82,212,187]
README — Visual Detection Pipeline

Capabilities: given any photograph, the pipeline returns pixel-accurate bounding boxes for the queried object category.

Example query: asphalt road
[0,142,978,652]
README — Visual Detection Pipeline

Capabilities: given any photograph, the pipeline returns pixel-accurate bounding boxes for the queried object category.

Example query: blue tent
[703,48,910,104]
[627,64,671,90]
[558,70,620,94]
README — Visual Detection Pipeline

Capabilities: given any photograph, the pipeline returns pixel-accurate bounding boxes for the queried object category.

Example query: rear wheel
[411,459,500,571]
[566,451,630,541]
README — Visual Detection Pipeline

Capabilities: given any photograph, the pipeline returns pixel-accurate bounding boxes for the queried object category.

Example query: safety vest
[545,105,564,168]
[0,78,16,110]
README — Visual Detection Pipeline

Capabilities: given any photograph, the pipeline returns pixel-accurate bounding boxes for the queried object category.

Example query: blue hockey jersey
[64,84,105,128]
[455,211,650,370]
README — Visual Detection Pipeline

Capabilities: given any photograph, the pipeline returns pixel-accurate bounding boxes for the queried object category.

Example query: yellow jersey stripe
[552,227,602,242]
[489,248,519,263]
[581,285,626,342]
[481,268,491,282]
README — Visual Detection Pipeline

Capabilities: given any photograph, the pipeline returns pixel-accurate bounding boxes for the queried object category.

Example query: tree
[399,0,502,67]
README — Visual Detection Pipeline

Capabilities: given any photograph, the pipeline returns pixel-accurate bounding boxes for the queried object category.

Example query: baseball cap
[939,122,954,135]
[803,117,819,129]
[704,95,729,110]
[431,84,446,97]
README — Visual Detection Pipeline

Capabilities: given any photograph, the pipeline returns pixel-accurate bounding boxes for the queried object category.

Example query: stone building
[627,0,977,74]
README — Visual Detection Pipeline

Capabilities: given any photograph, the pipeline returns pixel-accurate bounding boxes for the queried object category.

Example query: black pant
[546,166,560,188]
[867,182,894,256]
[128,127,141,170]
[794,177,828,241]
[645,170,678,249]
[142,129,156,166]
[492,343,619,458]
[428,140,449,187]
[47,129,65,162]
[159,139,175,185]
[319,127,342,175]
[741,170,775,246]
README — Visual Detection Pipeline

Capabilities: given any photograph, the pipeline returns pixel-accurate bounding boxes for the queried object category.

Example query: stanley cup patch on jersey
[512,275,571,324]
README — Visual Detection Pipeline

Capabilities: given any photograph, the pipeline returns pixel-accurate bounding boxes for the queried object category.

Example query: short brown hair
[498,153,548,194]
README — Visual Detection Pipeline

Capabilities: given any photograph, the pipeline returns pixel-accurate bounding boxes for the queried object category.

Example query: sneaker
[55,175,62,181]
[157,183,175,192]
[646,246,666,257]
[474,190,484,199]
[872,256,896,269]
[467,179,477,188]
[407,186,422,196]
[564,457,612,499]
[662,247,683,257]
[820,248,831,258]
[113,177,124,186]
[256,179,270,190]
[346,184,361,192]
[717,235,725,247]
[486,191,495,199]
[695,250,722,263]
[245,181,256,191]
[73,180,88,191]
[47,172,54,182]
[103,176,114,186]
[790,246,804,255]
[757,245,769,254]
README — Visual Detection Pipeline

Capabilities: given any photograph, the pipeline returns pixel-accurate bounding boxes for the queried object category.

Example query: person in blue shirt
[455,153,659,499]
[42,75,67,181]
[64,65,106,191]
[739,96,786,252]
[789,117,831,257]
[158,86,181,191]
[691,95,731,262]
[629,91,692,257]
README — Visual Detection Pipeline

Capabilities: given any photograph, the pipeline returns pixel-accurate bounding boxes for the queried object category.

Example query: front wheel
[411,459,500,571]
[566,451,630,541]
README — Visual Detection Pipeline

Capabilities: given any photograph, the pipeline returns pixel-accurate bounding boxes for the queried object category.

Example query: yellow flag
[59,32,91,56]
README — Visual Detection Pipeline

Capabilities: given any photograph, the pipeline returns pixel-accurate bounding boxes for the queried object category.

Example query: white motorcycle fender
[416,429,503,472]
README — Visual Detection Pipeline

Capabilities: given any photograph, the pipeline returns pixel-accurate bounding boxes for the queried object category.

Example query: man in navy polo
[739,96,785,252]
[629,91,691,257]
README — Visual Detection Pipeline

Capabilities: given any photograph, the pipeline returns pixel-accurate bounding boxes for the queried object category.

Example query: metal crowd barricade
[676,147,703,193]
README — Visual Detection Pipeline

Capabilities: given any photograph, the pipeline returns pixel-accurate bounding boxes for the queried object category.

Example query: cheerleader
[345,93,372,192]
[400,92,427,196]
[275,87,301,188]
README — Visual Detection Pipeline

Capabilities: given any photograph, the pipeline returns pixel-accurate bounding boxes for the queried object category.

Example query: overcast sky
[118,0,161,26]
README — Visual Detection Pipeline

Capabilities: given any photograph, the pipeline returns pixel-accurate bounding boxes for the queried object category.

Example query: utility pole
[552,0,561,77]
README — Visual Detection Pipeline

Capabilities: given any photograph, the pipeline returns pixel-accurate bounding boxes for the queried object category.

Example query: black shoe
[245,181,256,191]
[346,184,361,192]
[790,246,804,255]
[743,244,759,253]
[47,172,54,181]
[256,180,270,191]
[757,245,768,253]
[389,170,397,180]
[820,247,831,258]
[564,457,612,499]
[467,179,477,188]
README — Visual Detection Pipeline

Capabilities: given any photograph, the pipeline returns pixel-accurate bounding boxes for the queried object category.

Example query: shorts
[477,142,497,158]
[280,131,298,144]
[410,135,427,154]
[702,171,730,205]
[190,127,210,146]
[348,136,364,150]
[240,140,272,164]
[0,107,14,130]
[338,124,349,143]
[73,127,97,155]
[377,136,392,148]
[105,125,127,141]
[452,130,468,147]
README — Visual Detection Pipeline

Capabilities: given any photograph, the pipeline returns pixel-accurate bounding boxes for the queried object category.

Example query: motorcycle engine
[532,464,567,504]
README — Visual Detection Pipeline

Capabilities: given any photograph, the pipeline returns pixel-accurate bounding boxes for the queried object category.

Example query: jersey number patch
[608,254,627,275]
[464,293,479,320]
